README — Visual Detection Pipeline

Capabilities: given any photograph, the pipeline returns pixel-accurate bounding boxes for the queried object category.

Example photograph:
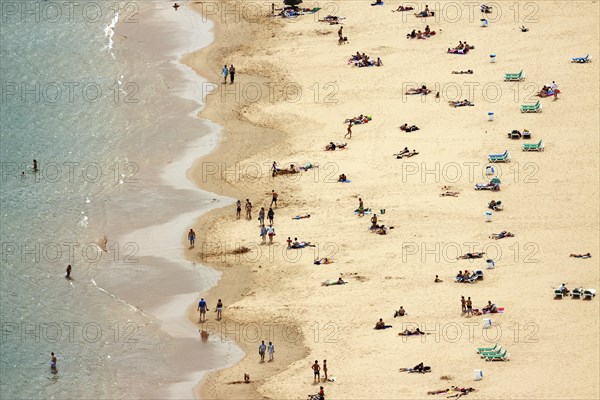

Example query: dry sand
[180,1,599,398]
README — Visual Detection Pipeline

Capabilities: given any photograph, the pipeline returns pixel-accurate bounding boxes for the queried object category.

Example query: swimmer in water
[173,3,180,10]
[50,352,57,370]
[33,159,38,173]
[66,264,72,279]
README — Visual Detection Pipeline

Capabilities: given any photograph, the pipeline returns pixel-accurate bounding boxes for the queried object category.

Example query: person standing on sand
[197,298,208,322]
[466,297,473,316]
[461,296,466,313]
[229,65,235,83]
[216,299,223,320]
[65,264,72,280]
[358,198,364,216]
[188,229,196,248]
[286,237,292,248]
[267,224,275,244]
[270,190,278,207]
[551,80,559,100]
[323,359,328,381]
[258,207,265,225]
[268,341,275,361]
[245,199,252,220]
[312,360,321,383]
[222,65,228,83]
[260,224,267,244]
[344,122,352,139]
[236,200,242,219]
[259,341,266,362]
[267,207,275,225]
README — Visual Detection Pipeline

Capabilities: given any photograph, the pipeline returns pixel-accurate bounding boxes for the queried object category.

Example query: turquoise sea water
[0,1,232,398]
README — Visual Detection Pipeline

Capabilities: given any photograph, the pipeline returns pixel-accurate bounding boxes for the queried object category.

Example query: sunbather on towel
[449,99,474,107]
[314,258,333,265]
[482,301,498,313]
[490,231,514,239]
[475,182,499,191]
[374,318,392,330]
[291,238,316,248]
[321,277,345,285]
[488,200,502,210]
[400,123,419,132]
[457,252,485,259]
[440,191,459,197]
[414,5,433,17]
[570,253,592,259]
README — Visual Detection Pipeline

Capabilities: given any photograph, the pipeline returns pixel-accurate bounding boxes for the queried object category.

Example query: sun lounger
[522,129,531,139]
[488,150,511,163]
[520,100,542,113]
[485,349,509,361]
[522,140,544,152]
[480,347,504,357]
[554,288,564,299]
[571,54,591,63]
[583,289,596,299]
[477,343,498,354]
[571,287,584,299]
[473,270,484,280]
[504,70,525,81]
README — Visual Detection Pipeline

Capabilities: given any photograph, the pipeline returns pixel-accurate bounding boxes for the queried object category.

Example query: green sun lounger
[476,343,499,353]
[522,140,544,152]
[488,150,511,163]
[504,70,525,81]
[520,100,542,113]
[485,349,509,361]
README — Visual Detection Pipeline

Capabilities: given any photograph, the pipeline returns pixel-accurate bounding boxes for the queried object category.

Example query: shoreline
[180,1,600,399]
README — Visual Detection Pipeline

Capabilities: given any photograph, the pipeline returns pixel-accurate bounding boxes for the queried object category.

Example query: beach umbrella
[283,0,303,6]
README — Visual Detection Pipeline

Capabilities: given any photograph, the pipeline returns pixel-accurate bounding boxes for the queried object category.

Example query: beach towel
[375,325,393,330]
[354,208,372,215]
[371,1,384,5]
[483,307,504,314]
[339,179,351,183]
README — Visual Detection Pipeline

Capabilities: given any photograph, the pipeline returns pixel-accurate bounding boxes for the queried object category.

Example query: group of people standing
[236,190,279,245]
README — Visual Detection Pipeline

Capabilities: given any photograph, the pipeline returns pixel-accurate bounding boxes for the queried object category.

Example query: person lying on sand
[395,147,409,157]
[400,123,419,132]
[399,362,431,373]
[325,141,348,150]
[452,70,473,74]
[321,277,345,285]
[440,191,459,197]
[393,5,414,12]
[396,150,419,159]
[489,231,514,239]
[449,99,474,107]
[570,253,592,259]
[293,214,311,220]
[488,200,502,210]
[457,252,485,259]
[428,386,476,396]
[405,85,431,95]
[314,258,333,265]
[399,328,426,336]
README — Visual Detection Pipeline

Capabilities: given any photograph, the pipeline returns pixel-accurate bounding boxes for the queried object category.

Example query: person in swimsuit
[245,199,252,220]
[323,359,328,381]
[270,190,278,207]
[216,299,223,319]
[358,198,364,216]
[236,200,241,219]
[312,360,321,383]
[50,352,57,370]
[466,297,473,316]
[461,296,466,312]
[65,265,72,280]
[188,229,196,248]
[267,208,275,225]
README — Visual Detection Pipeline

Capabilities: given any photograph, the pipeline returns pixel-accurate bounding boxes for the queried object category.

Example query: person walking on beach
[268,341,275,361]
[197,298,208,322]
[344,122,352,139]
[260,224,267,244]
[551,80,559,101]
[286,236,292,248]
[50,352,57,371]
[216,299,223,320]
[270,190,278,207]
[229,65,235,83]
[267,207,275,225]
[258,207,265,225]
[461,296,466,313]
[188,229,196,248]
[65,264,72,280]
[245,199,252,220]
[267,224,275,244]
[222,65,228,84]
[259,341,266,362]
[466,297,473,317]
[312,360,321,383]
[236,200,242,219]
[323,359,328,381]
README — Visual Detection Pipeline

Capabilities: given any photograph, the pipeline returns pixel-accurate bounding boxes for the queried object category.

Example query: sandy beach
[180,1,600,398]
